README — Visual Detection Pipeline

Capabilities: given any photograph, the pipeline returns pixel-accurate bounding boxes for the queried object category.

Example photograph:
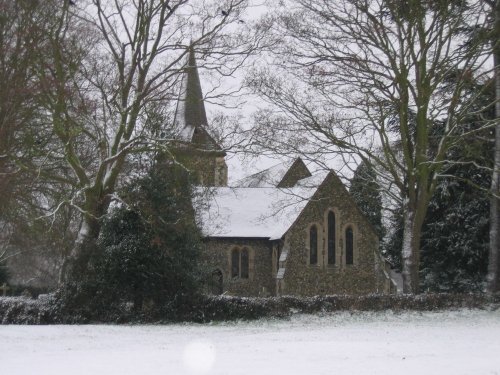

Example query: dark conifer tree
[350,161,385,239]
[420,80,493,292]
[420,167,490,292]
[59,162,202,319]
[384,204,404,272]
[98,162,202,311]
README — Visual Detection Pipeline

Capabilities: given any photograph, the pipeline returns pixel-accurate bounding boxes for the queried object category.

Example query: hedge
[1,293,498,325]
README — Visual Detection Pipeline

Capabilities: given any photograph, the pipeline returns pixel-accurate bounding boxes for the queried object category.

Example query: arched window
[346,226,354,265]
[241,248,249,279]
[327,211,336,265]
[231,248,240,278]
[230,247,252,279]
[310,225,318,265]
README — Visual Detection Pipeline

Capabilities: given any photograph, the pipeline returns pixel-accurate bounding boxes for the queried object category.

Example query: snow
[233,160,295,188]
[1,309,500,375]
[194,184,319,239]
[194,169,331,240]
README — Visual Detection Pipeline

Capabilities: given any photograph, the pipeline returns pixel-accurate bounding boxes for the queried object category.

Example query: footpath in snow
[1,309,499,375]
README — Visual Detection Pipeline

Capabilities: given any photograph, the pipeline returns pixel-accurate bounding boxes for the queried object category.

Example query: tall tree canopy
[248,0,494,293]
[0,0,267,283]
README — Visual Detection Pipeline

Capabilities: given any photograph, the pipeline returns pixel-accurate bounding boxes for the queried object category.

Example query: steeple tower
[172,46,228,187]
[174,46,209,136]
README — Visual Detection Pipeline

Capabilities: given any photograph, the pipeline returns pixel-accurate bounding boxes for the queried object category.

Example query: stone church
[173,48,395,297]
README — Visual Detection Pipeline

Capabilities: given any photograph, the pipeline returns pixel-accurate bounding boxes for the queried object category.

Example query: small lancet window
[346,227,354,265]
[327,211,336,265]
[241,248,249,279]
[310,225,318,265]
[231,248,240,278]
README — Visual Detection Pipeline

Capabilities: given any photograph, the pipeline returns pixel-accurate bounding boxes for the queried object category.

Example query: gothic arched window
[327,211,336,265]
[231,248,240,278]
[230,247,252,279]
[241,248,249,279]
[346,226,354,265]
[310,225,318,265]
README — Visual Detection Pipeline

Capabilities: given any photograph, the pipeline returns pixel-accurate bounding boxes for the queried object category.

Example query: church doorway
[209,269,223,295]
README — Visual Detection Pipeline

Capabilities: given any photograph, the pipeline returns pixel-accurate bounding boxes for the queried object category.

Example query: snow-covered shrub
[197,295,288,322]
[0,295,58,324]
[0,293,496,324]
[195,293,494,322]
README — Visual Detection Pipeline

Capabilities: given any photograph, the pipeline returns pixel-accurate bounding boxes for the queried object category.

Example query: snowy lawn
[1,309,499,375]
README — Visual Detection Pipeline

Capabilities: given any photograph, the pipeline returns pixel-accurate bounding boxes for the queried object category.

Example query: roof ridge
[233,159,295,186]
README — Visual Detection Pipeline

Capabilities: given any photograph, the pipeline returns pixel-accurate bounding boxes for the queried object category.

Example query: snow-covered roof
[193,171,330,240]
[233,160,295,188]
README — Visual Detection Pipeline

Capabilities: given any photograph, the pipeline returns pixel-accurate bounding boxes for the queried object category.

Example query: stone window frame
[342,223,358,266]
[228,246,255,280]
[324,208,341,267]
[306,222,323,267]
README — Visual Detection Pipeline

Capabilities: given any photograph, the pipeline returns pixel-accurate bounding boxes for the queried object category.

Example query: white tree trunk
[58,215,98,284]
[401,209,415,293]
[401,199,424,294]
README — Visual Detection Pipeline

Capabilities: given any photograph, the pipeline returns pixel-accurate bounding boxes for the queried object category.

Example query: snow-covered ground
[1,309,499,375]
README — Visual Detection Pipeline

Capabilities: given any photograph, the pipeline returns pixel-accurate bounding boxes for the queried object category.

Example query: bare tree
[248,0,493,293]
[24,0,267,282]
[0,0,46,215]
[0,0,82,287]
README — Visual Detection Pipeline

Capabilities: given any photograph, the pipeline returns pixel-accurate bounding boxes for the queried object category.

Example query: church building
[173,48,395,297]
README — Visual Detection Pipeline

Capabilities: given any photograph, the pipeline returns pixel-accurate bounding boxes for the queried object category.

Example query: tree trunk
[58,192,110,284]
[401,189,432,294]
[487,0,500,294]
[401,205,423,294]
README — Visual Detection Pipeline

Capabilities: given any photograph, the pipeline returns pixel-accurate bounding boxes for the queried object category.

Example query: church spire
[174,46,209,135]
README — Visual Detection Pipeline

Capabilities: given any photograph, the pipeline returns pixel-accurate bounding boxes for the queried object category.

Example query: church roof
[193,171,329,240]
[234,158,311,188]
[233,160,295,188]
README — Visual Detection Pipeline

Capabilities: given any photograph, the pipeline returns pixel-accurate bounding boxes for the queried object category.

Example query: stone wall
[200,238,275,296]
[174,149,227,187]
[281,172,387,296]
[199,171,390,297]
[214,157,228,187]
[277,158,311,187]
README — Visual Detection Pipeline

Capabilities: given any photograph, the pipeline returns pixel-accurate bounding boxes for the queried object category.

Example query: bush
[1,293,498,324]
[0,295,58,324]
[188,293,497,323]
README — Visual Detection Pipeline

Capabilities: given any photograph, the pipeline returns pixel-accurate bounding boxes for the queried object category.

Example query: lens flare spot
[182,339,216,374]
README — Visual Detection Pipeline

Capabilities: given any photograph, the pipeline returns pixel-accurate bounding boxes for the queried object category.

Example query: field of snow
[1,309,499,375]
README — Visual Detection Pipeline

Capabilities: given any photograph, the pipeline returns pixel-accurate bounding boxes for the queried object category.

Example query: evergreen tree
[420,82,493,292]
[420,167,490,292]
[350,161,385,239]
[384,203,404,272]
[59,163,202,319]
[100,163,202,311]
